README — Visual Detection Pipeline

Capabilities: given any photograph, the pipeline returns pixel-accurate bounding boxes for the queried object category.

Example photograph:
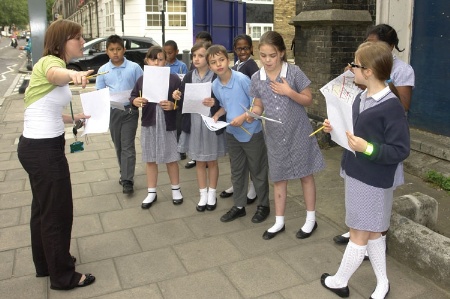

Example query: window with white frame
[105,1,114,28]
[146,0,187,27]
[248,23,273,40]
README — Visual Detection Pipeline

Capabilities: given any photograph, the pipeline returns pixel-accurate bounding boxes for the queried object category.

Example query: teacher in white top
[17,19,96,290]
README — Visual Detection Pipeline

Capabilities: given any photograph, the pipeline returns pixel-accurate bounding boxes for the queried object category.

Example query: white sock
[198,188,207,206]
[367,237,389,299]
[142,188,157,203]
[301,210,316,233]
[171,185,183,200]
[325,240,367,288]
[342,232,350,238]
[207,188,217,205]
[268,216,285,233]
[247,180,256,199]
[225,185,234,193]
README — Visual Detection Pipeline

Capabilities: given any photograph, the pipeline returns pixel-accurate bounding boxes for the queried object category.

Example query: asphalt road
[0,37,28,98]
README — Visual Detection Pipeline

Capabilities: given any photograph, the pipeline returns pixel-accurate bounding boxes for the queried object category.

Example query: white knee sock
[301,210,316,233]
[225,185,234,193]
[268,216,285,233]
[367,237,389,299]
[171,185,183,200]
[247,180,256,199]
[143,188,157,203]
[198,188,207,206]
[207,188,217,205]
[325,240,367,288]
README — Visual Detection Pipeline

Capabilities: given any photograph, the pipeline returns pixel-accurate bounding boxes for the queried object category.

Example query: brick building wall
[273,0,297,59]
[289,0,376,120]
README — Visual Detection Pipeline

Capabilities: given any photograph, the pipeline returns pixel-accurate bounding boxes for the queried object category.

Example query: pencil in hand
[309,125,324,137]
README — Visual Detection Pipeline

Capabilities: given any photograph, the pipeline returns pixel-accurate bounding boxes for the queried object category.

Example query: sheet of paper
[322,91,355,154]
[142,65,170,103]
[320,70,362,105]
[321,70,361,154]
[79,87,111,136]
[181,82,212,116]
[201,114,229,131]
[110,89,132,104]
[239,103,283,124]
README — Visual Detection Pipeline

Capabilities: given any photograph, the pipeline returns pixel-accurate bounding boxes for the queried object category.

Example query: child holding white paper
[172,41,226,212]
[321,41,409,299]
[129,46,183,209]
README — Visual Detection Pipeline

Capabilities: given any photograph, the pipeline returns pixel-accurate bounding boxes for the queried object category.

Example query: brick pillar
[273,0,297,59]
[291,9,372,119]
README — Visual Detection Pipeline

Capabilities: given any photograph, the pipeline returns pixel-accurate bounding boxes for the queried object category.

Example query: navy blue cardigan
[130,73,181,131]
[341,93,410,188]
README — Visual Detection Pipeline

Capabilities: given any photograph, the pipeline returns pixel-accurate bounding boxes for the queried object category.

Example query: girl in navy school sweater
[321,41,410,299]
[130,46,183,209]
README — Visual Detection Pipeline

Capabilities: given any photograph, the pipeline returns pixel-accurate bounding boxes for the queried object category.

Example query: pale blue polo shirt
[167,59,188,75]
[96,57,143,106]
[212,70,262,142]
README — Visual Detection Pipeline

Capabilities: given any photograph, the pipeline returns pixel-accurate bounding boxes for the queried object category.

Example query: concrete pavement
[0,86,449,298]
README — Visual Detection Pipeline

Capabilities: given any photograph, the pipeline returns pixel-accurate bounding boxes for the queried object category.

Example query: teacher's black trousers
[18,134,81,289]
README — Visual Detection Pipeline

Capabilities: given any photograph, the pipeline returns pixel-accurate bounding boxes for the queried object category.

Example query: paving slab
[77,229,141,263]
[133,219,197,251]
[173,236,244,272]
[158,268,241,299]
[114,248,187,289]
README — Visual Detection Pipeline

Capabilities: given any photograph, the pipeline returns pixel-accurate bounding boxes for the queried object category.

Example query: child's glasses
[235,46,250,52]
[348,62,367,69]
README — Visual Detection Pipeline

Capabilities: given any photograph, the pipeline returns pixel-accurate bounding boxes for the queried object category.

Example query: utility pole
[159,0,167,45]
[28,0,47,65]
[121,0,126,35]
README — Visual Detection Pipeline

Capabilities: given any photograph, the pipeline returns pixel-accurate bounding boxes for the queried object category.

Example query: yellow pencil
[86,71,109,79]
[173,88,179,110]
[250,97,255,112]
[240,126,251,135]
[309,125,324,137]
[68,71,109,84]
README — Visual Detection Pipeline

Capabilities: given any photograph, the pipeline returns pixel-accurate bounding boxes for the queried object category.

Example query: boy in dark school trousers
[207,44,270,224]
[96,35,143,194]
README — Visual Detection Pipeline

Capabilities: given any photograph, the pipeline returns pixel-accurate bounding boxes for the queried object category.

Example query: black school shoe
[296,222,318,239]
[185,160,196,169]
[333,234,350,245]
[220,206,246,222]
[251,205,270,223]
[220,190,233,198]
[122,180,134,194]
[320,273,350,298]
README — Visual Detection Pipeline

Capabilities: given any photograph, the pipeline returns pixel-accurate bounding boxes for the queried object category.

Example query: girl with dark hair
[17,19,95,290]
[248,31,325,240]
[130,46,183,209]
[365,24,415,111]
[321,41,410,299]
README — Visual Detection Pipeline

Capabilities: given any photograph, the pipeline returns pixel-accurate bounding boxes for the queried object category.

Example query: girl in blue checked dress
[248,31,325,241]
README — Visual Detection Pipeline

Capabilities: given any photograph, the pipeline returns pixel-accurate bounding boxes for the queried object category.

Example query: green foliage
[0,0,29,28]
[426,170,450,192]
[0,0,55,28]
